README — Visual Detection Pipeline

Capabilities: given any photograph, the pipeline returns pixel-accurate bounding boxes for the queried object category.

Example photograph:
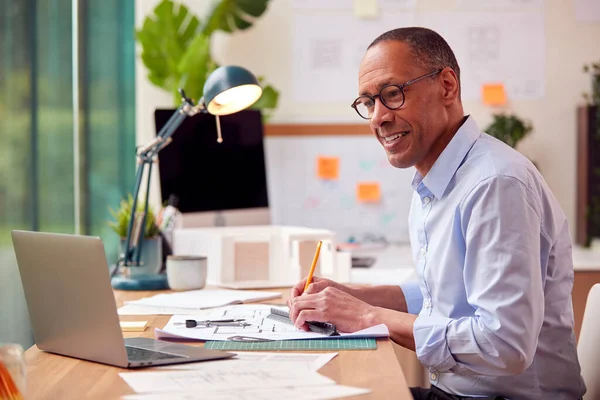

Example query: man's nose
[370,98,393,129]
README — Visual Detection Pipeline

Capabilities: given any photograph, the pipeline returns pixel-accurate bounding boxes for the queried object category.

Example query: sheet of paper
[419,11,545,101]
[292,0,416,10]
[353,0,378,18]
[575,0,600,22]
[317,156,340,180]
[154,304,389,341]
[292,13,415,103]
[357,182,381,203]
[117,304,202,316]
[121,384,371,400]
[159,352,338,372]
[456,0,543,8]
[124,289,281,310]
[119,364,335,393]
[482,83,507,106]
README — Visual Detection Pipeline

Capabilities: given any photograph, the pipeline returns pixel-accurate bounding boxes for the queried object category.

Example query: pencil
[303,240,323,293]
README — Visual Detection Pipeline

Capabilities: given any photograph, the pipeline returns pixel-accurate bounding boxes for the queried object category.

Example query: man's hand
[288,276,355,305]
[289,286,376,333]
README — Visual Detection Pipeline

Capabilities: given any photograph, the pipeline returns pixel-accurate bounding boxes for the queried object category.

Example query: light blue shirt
[400,116,586,399]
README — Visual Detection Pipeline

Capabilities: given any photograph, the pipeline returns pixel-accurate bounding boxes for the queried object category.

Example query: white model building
[172,225,351,288]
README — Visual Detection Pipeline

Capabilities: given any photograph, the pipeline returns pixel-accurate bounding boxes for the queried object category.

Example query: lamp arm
[119,93,207,270]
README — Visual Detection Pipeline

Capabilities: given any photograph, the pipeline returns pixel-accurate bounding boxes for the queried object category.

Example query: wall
[135,0,600,237]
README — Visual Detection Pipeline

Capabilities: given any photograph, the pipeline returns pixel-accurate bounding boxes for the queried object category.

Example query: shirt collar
[412,115,481,199]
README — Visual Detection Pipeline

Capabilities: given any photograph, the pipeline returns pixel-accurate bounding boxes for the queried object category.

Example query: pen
[303,240,323,293]
[174,319,248,328]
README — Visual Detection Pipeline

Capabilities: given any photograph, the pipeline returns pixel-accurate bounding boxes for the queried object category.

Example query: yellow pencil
[303,240,323,293]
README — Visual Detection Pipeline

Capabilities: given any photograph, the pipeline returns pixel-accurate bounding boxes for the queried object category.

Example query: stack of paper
[118,289,282,315]
[154,304,389,342]
[119,355,371,399]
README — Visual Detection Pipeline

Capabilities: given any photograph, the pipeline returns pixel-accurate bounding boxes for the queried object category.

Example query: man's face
[358,41,448,172]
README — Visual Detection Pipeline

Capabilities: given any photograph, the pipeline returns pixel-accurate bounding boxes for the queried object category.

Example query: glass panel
[0,0,35,348]
[36,0,74,233]
[85,0,135,265]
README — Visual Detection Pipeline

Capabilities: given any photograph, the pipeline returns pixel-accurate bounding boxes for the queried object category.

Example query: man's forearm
[365,306,416,350]
[350,285,408,312]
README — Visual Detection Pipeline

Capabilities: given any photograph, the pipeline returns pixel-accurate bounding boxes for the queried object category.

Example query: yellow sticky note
[482,83,507,106]
[317,156,340,180]
[357,182,381,203]
[120,321,148,332]
[353,0,378,18]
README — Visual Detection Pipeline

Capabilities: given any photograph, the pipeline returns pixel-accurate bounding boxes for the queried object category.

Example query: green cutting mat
[205,338,377,351]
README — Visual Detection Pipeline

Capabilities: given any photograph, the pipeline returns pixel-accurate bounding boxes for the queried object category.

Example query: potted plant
[108,194,162,276]
[135,0,279,118]
[485,113,533,149]
[577,59,600,247]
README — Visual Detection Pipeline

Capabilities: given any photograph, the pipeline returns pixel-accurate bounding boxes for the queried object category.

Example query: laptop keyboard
[126,346,186,362]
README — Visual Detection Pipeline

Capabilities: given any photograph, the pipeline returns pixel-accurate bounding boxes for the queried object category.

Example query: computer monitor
[154,109,270,227]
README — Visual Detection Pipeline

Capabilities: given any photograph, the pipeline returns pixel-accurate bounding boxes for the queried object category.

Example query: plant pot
[119,237,162,276]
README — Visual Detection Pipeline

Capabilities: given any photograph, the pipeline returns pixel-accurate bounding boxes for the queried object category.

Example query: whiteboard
[264,136,414,243]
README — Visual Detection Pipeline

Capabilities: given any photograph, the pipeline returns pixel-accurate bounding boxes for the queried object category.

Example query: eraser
[120,321,148,332]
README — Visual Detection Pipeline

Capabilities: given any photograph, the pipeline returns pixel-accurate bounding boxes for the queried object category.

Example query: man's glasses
[351,69,443,120]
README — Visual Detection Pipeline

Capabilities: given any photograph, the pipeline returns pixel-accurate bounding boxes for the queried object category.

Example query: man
[288,27,586,399]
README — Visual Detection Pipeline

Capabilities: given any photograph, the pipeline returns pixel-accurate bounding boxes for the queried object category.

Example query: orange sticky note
[317,156,340,180]
[356,182,381,203]
[482,83,507,106]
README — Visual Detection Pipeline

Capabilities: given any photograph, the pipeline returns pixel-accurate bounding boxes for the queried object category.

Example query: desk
[24,289,412,400]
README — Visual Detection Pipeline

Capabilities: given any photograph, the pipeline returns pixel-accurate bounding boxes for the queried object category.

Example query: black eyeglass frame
[351,68,444,120]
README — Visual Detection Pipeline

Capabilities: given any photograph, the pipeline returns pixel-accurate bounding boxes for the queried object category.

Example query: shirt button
[430,372,438,380]
[420,247,426,256]
[423,197,431,205]
[424,298,431,308]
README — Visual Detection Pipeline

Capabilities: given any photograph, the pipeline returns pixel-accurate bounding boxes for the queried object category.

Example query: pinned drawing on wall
[482,83,507,106]
[317,156,340,180]
[356,182,381,203]
[353,0,378,18]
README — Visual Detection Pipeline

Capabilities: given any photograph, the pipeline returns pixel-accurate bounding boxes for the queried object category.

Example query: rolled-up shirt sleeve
[400,281,424,315]
[414,175,545,376]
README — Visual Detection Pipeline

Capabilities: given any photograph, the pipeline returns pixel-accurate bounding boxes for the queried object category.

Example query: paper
[357,182,381,203]
[292,13,415,103]
[121,384,371,400]
[482,83,507,106]
[575,0,600,22]
[353,0,378,18]
[119,364,335,394]
[456,0,543,8]
[154,304,389,341]
[317,156,340,180]
[124,289,281,310]
[419,11,545,101]
[160,352,338,372]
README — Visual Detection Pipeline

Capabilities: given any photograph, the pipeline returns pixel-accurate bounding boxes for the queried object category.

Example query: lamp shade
[203,65,263,116]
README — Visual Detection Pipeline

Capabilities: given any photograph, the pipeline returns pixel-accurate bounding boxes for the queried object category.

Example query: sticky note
[357,182,381,203]
[482,83,507,106]
[317,156,340,180]
[353,0,378,18]
[120,321,148,332]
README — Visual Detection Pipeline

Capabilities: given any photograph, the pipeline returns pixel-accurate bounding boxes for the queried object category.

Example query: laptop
[11,230,235,368]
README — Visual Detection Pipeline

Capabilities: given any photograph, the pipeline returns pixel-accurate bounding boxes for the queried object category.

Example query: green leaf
[250,84,279,110]
[177,34,212,103]
[202,0,271,36]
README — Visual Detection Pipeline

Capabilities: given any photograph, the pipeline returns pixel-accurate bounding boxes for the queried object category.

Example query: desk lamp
[111,65,262,290]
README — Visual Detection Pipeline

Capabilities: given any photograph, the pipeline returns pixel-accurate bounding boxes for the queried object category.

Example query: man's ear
[440,67,460,105]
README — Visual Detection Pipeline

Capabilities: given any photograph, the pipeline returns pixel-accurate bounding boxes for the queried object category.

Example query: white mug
[166,255,207,291]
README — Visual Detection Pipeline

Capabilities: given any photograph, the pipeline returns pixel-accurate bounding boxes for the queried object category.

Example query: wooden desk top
[24,289,411,399]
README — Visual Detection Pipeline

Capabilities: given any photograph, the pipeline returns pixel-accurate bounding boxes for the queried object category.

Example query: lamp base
[111,274,169,291]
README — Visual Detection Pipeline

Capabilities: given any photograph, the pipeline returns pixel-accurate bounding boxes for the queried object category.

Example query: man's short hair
[368,27,461,92]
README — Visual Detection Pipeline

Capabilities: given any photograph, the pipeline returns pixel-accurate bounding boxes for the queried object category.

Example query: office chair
[578,283,600,400]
